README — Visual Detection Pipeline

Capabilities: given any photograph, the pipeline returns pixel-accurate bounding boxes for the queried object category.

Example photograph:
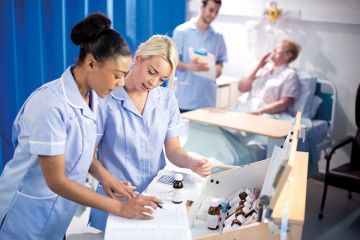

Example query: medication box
[189,113,308,240]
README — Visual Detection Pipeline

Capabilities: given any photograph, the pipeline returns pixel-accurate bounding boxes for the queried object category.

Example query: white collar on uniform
[61,66,98,120]
[111,86,163,117]
[189,17,215,34]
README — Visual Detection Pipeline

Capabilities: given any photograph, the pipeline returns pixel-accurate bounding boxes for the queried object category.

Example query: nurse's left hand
[103,177,136,200]
[189,158,212,177]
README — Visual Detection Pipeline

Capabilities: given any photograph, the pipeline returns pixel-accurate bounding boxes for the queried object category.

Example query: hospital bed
[181,71,336,176]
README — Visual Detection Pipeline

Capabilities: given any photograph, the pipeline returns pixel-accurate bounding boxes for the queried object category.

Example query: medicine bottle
[231,215,247,227]
[228,188,251,208]
[227,200,251,217]
[236,206,251,218]
[172,173,184,204]
[207,199,220,230]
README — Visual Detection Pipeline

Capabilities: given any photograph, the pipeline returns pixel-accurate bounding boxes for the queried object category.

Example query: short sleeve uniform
[173,18,227,110]
[0,67,98,239]
[89,86,183,231]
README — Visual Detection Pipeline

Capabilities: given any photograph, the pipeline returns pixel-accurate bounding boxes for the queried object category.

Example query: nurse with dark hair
[0,13,160,239]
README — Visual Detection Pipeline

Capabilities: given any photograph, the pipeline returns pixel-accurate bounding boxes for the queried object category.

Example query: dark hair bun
[71,13,111,45]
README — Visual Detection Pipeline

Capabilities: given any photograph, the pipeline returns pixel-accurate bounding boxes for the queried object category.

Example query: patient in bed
[184,39,303,166]
[185,39,327,175]
[235,38,301,117]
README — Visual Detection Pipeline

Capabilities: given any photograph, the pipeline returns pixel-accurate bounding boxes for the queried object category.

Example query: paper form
[105,202,191,240]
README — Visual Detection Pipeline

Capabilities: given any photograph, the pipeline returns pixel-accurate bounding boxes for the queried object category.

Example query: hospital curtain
[0,0,185,173]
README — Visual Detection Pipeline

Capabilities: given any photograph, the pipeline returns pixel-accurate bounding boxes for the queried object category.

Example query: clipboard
[188,48,216,81]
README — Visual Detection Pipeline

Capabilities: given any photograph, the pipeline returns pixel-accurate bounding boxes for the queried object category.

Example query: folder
[188,48,216,81]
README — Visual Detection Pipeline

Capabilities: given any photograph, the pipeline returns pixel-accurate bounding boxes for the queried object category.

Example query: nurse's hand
[102,176,136,200]
[117,195,162,219]
[188,58,209,72]
[189,158,212,177]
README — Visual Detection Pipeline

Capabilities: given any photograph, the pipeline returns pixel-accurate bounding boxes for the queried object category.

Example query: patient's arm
[238,52,271,92]
[250,96,294,115]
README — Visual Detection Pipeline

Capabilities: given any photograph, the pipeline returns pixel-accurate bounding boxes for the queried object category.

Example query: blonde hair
[281,39,301,63]
[135,35,179,88]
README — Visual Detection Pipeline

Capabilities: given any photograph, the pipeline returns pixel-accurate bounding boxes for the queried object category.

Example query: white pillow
[310,95,323,119]
[290,70,317,118]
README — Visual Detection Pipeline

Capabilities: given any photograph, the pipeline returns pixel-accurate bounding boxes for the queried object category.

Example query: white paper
[146,169,205,201]
[188,47,216,80]
[105,202,191,240]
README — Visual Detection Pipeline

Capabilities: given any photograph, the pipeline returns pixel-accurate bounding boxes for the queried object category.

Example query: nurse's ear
[134,55,148,65]
[134,55,141,65]
[84,54,96,72]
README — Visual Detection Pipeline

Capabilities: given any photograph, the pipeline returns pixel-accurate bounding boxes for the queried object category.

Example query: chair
[318,82,360,219]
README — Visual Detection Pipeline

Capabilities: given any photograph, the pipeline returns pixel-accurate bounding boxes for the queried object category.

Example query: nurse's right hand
[116,195,162,219]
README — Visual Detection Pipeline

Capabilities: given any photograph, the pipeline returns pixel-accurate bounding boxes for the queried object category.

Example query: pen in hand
[134,191,163,209]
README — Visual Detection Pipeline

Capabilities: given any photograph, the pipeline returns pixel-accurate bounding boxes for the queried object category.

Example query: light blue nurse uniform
[0,67,98,239]
[172,18,227,110]
[89,86,183,231]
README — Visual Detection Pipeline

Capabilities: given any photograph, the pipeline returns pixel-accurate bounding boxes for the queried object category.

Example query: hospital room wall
[0,0,185,173]
[188,0,360,142]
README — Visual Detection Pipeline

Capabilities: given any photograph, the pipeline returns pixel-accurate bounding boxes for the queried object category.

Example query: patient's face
[271,41,288,65]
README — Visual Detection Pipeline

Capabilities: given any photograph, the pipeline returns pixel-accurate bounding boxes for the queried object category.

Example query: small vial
[237,205,251,218]
[207,199,220,230]
[227,201,251,217]
[219,200,228,232]
[231,215,247,227]
[172,173,184,204]
[228,188,251,209]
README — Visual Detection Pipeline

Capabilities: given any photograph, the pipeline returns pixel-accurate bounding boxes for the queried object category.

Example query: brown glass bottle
[172,173,183,204]
[231,215,247,227]
[207,199,220,230]
[227,199,250,217]
[228,189,250,209]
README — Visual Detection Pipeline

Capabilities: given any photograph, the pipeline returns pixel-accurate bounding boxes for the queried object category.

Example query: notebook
[105,202,191,240]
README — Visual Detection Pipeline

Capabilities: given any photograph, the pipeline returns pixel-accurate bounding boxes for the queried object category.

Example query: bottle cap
[174,173,183,181]
[210,198,219,207]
